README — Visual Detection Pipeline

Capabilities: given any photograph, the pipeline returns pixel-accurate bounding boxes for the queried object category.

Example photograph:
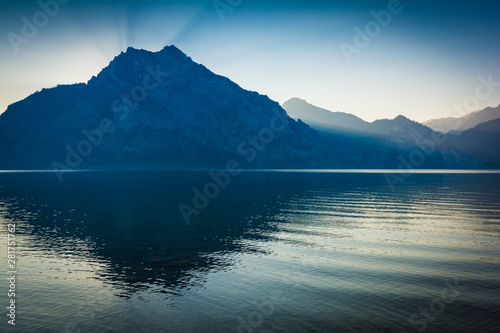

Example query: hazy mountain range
[0,45,499,171]
[423,105,500,134]
[283,98,500,168]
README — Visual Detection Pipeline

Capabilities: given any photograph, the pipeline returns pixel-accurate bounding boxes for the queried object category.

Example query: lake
[1,171,499,332]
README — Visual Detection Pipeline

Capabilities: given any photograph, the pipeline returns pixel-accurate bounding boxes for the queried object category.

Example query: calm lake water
[1,171,499,332]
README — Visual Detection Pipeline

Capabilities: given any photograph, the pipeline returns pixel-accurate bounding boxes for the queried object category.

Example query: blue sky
[1,0,499,122]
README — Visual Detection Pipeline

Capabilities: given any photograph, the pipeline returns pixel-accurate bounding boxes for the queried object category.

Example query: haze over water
[1,171,499,332]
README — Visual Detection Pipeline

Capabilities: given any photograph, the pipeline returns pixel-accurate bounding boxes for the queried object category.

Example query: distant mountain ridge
[282,98,370,134]
[452,118,500,166]
[282,98,499,168]
[283,98,440,147]
[423,105,500,134]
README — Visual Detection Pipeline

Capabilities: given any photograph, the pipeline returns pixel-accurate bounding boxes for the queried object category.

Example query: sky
[0,0,499,122]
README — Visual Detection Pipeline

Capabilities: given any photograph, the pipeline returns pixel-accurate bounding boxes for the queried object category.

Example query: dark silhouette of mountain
[423,105,500,134]
[0,46,490,171]
[0,46,333,171]
[452,118,500,167]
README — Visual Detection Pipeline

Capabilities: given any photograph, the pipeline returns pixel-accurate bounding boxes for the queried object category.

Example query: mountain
[423,105,500,134]
[452,118,500,167]
[281,98,486,168]
[282,98,370,134]
[283,98,440,148]
[0,46,490,171]
[0,46,333,171]
[368,115,439,148]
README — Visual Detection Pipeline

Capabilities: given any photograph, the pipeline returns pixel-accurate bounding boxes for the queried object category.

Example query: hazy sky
[1,0,499,122]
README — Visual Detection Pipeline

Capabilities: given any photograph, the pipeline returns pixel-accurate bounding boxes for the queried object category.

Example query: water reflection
[0,171,499,332]
[0,171,286,298]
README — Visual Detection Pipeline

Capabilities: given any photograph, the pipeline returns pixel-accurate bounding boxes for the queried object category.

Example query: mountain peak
[87,44,197,87]
[159,44,182,54]
[284,97,308,105]
[120,46,152,57]
[423,104,500,133]
[158,44,191,61]
[0,44,333,170]
[394,115,410,122]
[113,44,190,66]
[282,97,370,134]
